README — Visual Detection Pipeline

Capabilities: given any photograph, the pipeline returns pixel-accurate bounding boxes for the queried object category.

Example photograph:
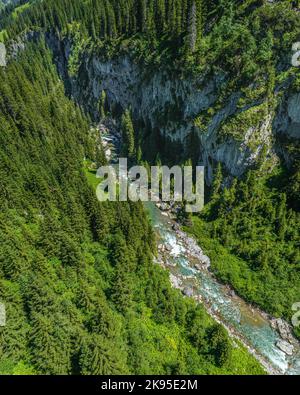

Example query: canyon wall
[46,34,299,183]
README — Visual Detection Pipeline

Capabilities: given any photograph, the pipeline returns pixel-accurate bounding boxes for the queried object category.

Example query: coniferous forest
[0,0,299,377]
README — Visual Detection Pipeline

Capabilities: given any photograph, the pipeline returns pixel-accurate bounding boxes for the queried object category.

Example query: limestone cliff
[46,34,299,183]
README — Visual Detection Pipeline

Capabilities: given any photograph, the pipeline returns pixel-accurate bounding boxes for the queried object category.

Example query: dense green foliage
[2,0,207,43]
[1,0,300,79]
[186,164,300,330]
[0,0,299,375]
[0,43,264,375]
[121,109,135,161]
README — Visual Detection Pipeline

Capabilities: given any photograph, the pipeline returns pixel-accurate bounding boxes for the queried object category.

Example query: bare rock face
[0,0,19,9]
[5,31,298,183]
[271,318,295,344]
[71,54,286,182]
[274,91,300,143]
[288,93,300,124]
[41,34,298,183]
[287,93,300,138]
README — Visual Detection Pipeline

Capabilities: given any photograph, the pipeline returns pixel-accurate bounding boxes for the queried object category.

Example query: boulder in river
[170,274,182,289]
[183,287,194,297]
[226,288,236,298]
[276,340,294,356]
[158,244,165,252]
[271,318,294,343]
[194,295,203,303]
[200,254,211,267]
[172,223,180,232]
[165,243,172,252]
[160,203,169,211]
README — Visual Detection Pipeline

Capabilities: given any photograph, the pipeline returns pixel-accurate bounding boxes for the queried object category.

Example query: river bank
[148,201,300,375]
[99,121,300,375]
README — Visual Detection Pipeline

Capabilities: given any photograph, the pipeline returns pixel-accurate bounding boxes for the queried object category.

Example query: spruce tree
[212,163,223,200]
[98,90,107,120]
[121,109,135,161]
[187,1,197,52]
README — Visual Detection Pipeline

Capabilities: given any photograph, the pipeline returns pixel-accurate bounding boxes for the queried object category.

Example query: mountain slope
[21,0,297,331]
[0,0,299,375]
[0,0,21,9]
[0,40,265,375]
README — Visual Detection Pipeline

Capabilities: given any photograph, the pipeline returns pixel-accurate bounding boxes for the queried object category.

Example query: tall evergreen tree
[187,0,197,52]
[121,109,135,161]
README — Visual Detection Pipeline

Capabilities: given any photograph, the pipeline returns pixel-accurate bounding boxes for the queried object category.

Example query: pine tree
[95,141,106,168]
[277,193,287,241]
[154,0,166,35]
[187,1,197,52]
[121,109,135,161]
[212,163,223,200]
[98,90,107,120]
[137,0,147,33]
[187,306,209,353]
[111,260,133,313]
[80,334,125,375]
[209,324,232,367]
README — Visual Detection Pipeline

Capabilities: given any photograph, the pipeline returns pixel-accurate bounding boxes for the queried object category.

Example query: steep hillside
[0,0,24,10]
[0,40,266,375]
[0,0,299,375]
[25,0,298,330]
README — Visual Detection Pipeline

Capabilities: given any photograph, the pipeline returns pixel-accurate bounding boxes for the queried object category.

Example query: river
[100,121,300,375]
[144,201,300,375]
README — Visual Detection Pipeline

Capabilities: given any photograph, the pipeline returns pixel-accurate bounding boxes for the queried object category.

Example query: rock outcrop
[276,340,294,356]
[10,32,295,184]
[61,49,298,183]
[271,318,296,344]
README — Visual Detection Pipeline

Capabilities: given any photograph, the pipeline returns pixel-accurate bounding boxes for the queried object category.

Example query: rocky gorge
[149,200,300,375]
[6,30,299,183]
[6,27,299,375]
[99,116,300,375]
[42,32,300,185]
